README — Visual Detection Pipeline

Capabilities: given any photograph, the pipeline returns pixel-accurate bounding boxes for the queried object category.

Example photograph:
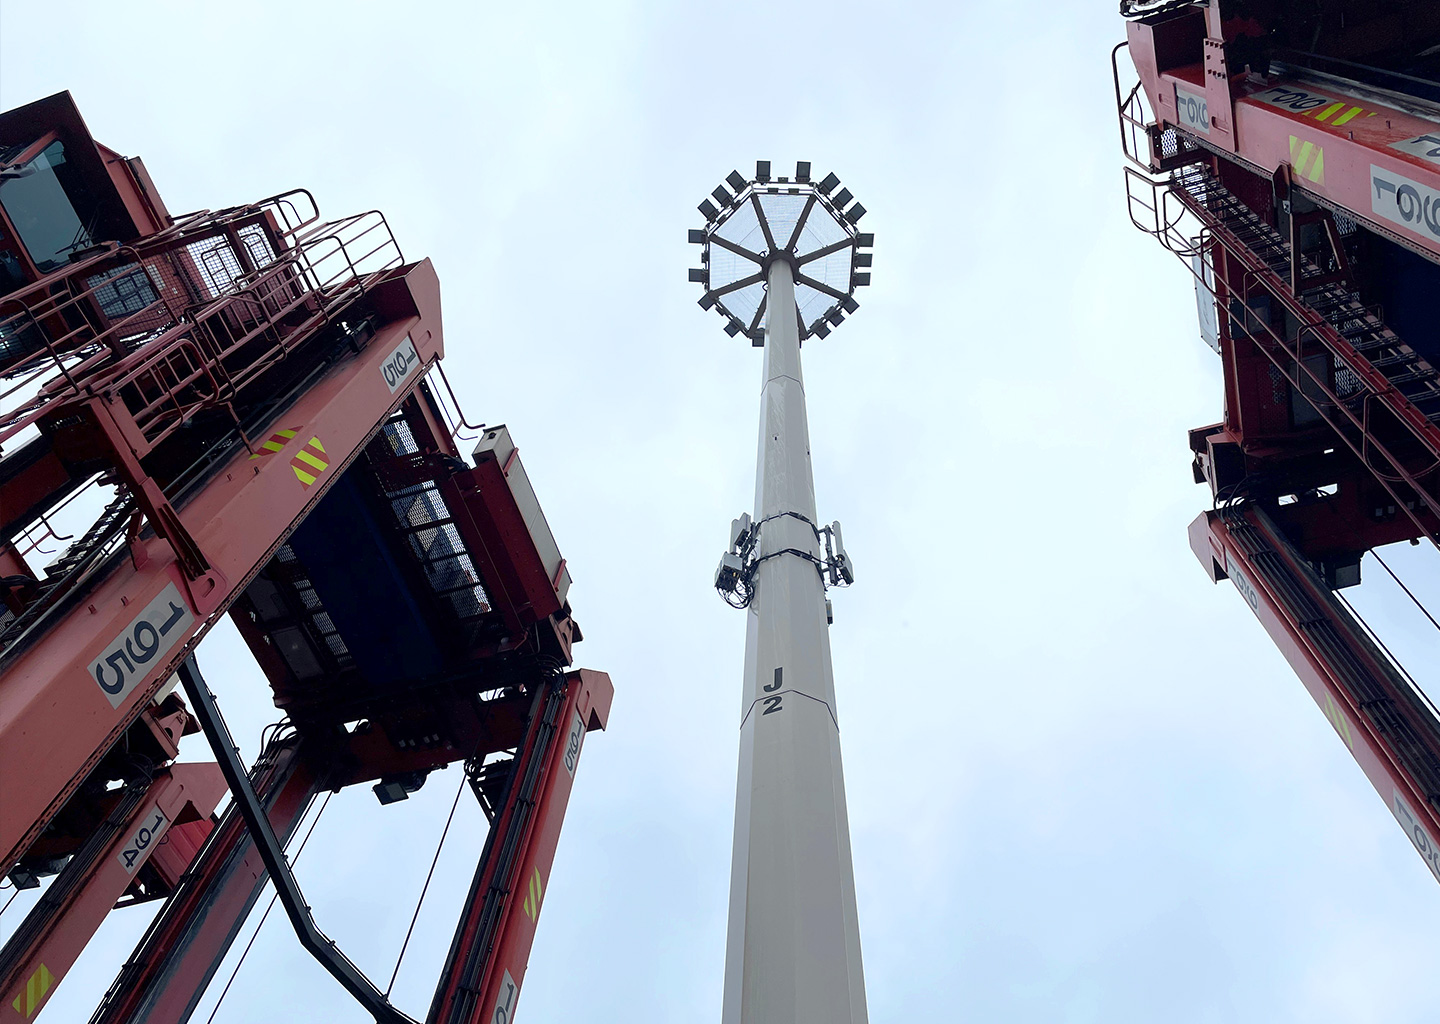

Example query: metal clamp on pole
[714,510,855,608]
[177,655,417,1024]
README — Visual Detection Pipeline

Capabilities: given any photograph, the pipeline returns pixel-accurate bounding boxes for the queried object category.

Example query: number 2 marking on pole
[762,695,783,715]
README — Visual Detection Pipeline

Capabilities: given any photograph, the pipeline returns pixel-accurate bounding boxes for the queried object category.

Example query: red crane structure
[1116,1,1440,885]
[0,91,611,1023]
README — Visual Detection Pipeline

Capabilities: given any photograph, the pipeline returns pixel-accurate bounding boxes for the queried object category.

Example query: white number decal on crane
[490,970,519,1024]
[89,583,194,709]
[117,807,170,874]
[1392,790,1440,883]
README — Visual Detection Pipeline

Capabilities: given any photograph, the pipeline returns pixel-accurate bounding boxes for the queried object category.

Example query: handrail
[434,362,485,441]
[0,203,402,452]
[1130,164,1440,551]
[1112,41,1160,172]
[256,188,320,241]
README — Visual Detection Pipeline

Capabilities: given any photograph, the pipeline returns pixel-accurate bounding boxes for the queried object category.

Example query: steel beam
[428,669,611,1024]
[1130,17,1440,261]
[90,739,316,1024]
[0,764,224,1022]
[1193,504,1440,884]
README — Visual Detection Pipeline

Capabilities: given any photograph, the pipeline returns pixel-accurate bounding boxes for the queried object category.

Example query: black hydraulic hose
[177,656,416,1024]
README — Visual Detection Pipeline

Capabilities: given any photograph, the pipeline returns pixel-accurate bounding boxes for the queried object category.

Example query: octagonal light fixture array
[688,160,873,345]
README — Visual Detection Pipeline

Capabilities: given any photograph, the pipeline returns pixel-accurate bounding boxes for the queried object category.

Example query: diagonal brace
[178,656,416,1024]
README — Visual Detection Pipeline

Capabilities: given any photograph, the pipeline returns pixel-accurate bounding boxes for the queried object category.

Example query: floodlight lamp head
[689,161,873,344]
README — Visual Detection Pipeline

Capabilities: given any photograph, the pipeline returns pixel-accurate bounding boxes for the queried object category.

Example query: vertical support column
[428,669,613,1024]
[721,259,868,1024]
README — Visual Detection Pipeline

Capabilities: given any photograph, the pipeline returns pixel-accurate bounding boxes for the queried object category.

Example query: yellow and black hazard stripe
[522,867,544,922]
[289,437,330,489]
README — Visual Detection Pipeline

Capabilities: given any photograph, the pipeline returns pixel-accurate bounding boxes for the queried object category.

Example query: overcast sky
[4,2,1440,1022]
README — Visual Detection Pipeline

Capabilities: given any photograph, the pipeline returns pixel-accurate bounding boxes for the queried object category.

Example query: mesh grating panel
[265,545,352,663]
[391,483,449,528]
[381,418,420,456]
[184,236,244,299]
[237,223,277,268]
[447,589,485,620]
[384,482,492,620]
[85,264,159,320]
[1335,365,1363,398]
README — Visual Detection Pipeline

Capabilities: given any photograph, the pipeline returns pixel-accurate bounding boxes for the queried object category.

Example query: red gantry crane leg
[91,738,319,1024]
[428,669,612,1024]
[0,763,224,1023]
[1193,505,1440,882]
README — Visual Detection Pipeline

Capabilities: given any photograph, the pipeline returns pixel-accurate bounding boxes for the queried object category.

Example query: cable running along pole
[690,161,872,1024]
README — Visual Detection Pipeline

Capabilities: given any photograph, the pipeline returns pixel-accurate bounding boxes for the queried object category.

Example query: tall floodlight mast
[690,161,873,1024]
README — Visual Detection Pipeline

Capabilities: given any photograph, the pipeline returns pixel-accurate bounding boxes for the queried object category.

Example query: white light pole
[691,161,872,1024]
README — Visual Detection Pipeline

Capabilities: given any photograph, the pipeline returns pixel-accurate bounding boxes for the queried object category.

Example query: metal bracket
[714,510,854,608]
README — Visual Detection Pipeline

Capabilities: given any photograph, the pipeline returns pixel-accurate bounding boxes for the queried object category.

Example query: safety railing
[0,202,403,458]
[1127,163,1440,549]
[259,188,322,243]
[0,251,190,444]
[430,364,485,444]
[1112,43,1207,174]
[1123,163,1206,257]
[142,189,319,255]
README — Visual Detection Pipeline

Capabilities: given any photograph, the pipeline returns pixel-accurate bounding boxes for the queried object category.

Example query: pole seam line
[738,688,839,731]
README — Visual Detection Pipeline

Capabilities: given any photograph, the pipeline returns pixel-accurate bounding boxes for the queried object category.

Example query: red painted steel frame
[3,94,615,1024]
[430,669,612,1024]
[0,260,443,878]
[1192,508,1440,883]
[1128,12,1440,259]
[89,742,316,1024]
[0,763,225,1022]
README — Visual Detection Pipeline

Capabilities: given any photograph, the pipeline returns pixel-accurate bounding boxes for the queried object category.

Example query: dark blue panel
[1374,241,1440,368]
[289,468,443,688]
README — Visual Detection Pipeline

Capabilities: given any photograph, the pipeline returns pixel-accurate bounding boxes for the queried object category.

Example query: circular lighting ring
[688,161,873,344]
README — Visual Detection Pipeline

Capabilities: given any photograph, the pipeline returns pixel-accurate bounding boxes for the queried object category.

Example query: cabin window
[0,140,94,273]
